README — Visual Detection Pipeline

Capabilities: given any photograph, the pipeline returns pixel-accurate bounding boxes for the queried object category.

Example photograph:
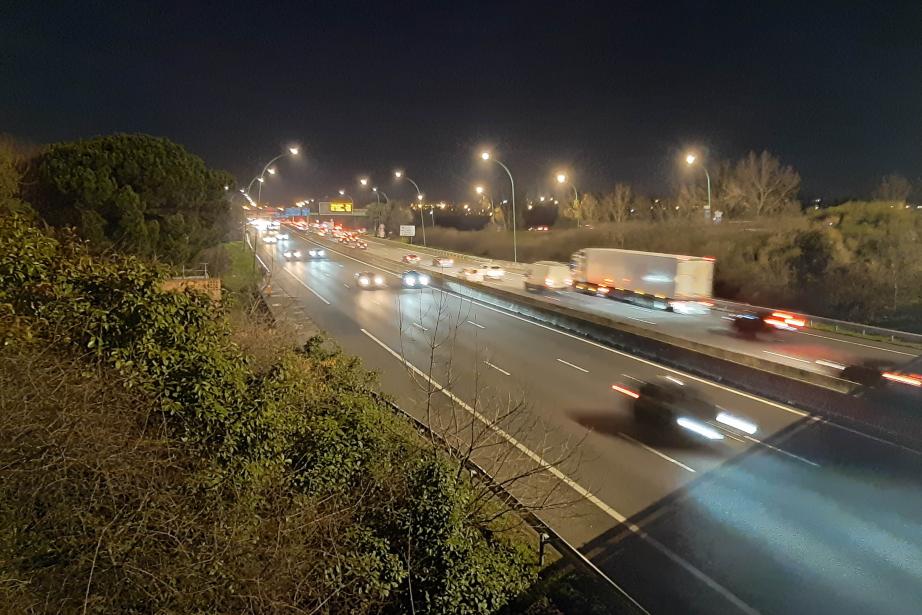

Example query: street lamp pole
[395,171,426,246]
[256,147,299,207]
[482,152,517,262]
[686,154,711,221]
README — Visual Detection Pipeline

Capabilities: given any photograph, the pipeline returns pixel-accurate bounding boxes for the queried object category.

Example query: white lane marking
[741,434,820,467]
[280,267,331,305]
[467,320,486,329]
[627,316,658,325]
[664,376,685,386]
[361,326,758,615]
[557,358,589,373]
[411,322,428,332]
[763,350,812,364]
[343,282,351,288]
[622,373,645,383]
[815,359,846,370]
[309,235,811,419]
[484,360,511,376]
[618,433,696,473]
[798,330,916,356]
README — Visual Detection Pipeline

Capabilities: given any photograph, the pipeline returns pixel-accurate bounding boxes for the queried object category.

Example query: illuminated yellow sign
[329,201,353,212]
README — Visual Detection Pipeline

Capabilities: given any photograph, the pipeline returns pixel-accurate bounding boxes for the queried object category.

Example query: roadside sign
[399,225,416,237]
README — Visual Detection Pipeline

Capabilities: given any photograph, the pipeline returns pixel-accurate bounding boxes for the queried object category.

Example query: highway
[254,231,922,614]
[326,231,918,378]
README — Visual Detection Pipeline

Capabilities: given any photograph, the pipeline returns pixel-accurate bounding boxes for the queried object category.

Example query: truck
[570,248,714,312]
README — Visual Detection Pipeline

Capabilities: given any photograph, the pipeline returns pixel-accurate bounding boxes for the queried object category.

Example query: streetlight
[480,151,518,262]
[255,146,300,207]
[475,185,498,225]
[556,172,580,227]
[394,170,427,245]
[359,177,368,187]
[685,153,711,221]
[371,187,389,204]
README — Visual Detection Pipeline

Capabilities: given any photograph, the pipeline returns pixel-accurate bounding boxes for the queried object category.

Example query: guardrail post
[539,532,550,566]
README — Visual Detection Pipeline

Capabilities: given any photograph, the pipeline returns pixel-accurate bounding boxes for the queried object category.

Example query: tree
[722,150,800,217]
[598,183,635,224]
[366,199,412,236]
[0,135,35,218]
[873,173,912,202]
[22,133,233,262]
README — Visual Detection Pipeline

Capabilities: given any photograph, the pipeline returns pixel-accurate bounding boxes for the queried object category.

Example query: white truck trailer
[570,248,714,311]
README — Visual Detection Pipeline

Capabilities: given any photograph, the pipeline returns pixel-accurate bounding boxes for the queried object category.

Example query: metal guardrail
[712,298,922,346]
[372,392,649,615]
[364,231,922,348]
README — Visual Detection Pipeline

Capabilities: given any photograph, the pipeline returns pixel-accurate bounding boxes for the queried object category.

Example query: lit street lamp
[685,153,711,221]
[256,146,300,207]
[395,170,427,245]
[556,172,580,227]
[372,186,389,204]
[475,185,497,224]
[480,151,518,262]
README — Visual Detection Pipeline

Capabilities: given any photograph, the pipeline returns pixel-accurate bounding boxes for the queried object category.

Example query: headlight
[716,412,758,435]
[418,274,430,285]
[404,276,417,286]
[359,277,370,286]
[293,251,301,257]
[676,417,724,440]
[374,275,384,285]
[308,249,317,256]
[318,249,325,256]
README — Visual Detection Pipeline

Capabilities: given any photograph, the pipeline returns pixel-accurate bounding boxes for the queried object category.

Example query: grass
[220,240,261,294]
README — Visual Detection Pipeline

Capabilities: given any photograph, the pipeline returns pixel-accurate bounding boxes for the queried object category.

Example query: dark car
[612,376,758,441]
[282,249,302,261]
[355,271,385,289]
[401,270,431,287]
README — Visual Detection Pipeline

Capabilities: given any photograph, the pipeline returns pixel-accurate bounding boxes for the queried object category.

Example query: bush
[0,215,534,613]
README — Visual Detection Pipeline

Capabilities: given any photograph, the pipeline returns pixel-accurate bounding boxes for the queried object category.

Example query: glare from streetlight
[257,177,265,183]
[239,188,245,193]
[339,189,345,196]
[394,170,403,178]
[372,187,378,192]
[360,178,368,186]
[481,152,490,161]
[223,184,229,191]
[417,194,423,201]
[267,167,277,175]
[475,185,484,195]
[686,153,697,165]
[289,147,299,155]
[556,173,567,184]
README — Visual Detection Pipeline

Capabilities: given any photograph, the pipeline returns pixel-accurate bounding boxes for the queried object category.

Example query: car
[275,232,290,241]
[305,248,327,259]
[355,271,386,289]
[612,376,758,441]
[481,264,505,280]
[282,249,302,260]
[528,225,550,232]
[403,254,421,265]
[354,240,368,250]
[524,261,571,291]
[432,257,454,267]
[401,270,431,287]
[262,235,278,244]
[729,310,805,337]
[461,267,485,282]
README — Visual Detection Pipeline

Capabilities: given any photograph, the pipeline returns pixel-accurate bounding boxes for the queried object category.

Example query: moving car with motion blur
[305,247,326,259]
[275,232,290,241]
[612,376,758,442]
[481,264,505,280]
[432,256,454,268]
[355,271,386,289]
[401,270,430,288]
[403,254,421,265]
[729,310,805,337]
[461,267,485,282]
[282,249,303,261]
[261,234,278,244]
[524,261,571,292]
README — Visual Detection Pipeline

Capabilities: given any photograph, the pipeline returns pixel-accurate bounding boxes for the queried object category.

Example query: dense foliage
[0,215,533,613]
[21,133,233,262]
[424,201,922,330]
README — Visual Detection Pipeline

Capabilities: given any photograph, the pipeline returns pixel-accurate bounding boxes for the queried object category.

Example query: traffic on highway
[249,222,922,614]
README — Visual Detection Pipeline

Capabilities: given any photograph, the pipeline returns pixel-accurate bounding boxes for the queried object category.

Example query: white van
[524,261,572,291]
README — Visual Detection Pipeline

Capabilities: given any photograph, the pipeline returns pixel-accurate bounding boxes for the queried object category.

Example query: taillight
[612,384,640,399]
[882,372,922,387]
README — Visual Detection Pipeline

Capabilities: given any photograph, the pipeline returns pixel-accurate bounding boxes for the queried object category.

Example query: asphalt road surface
[319,230,918,378]
[254,231,922,615]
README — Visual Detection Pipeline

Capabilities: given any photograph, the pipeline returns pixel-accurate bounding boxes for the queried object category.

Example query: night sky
[3,1,922,205]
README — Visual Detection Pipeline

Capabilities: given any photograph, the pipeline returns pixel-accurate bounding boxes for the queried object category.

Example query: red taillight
[786,318,806,328]
[882,372,922,387]
[612,384,640,399]
[772,311,794,320]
